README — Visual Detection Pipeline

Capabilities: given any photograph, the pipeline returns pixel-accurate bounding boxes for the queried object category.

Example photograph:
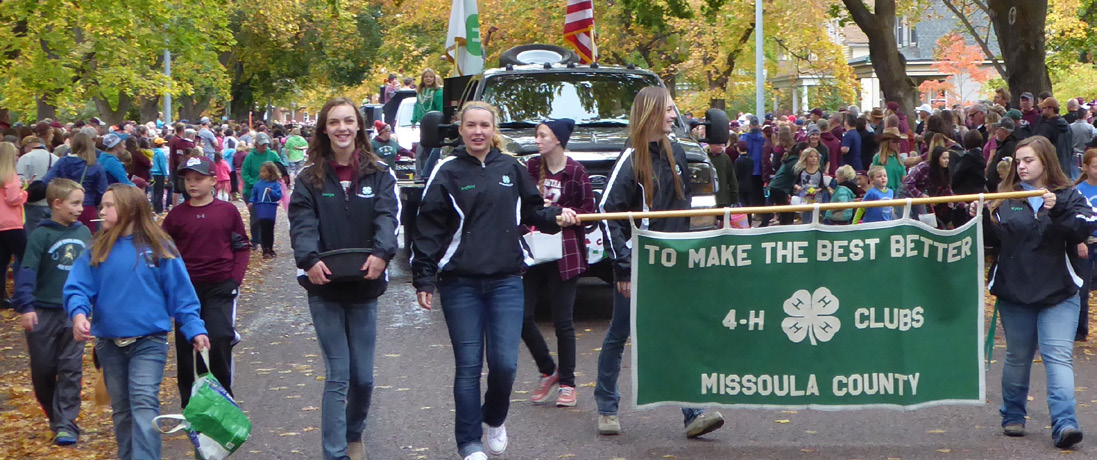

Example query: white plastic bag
[522,230,563,265]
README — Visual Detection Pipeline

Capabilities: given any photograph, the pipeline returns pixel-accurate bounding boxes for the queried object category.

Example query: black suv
[409,46,728,279]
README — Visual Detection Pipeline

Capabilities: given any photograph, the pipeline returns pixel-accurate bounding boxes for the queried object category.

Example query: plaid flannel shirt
[527,156,596,280]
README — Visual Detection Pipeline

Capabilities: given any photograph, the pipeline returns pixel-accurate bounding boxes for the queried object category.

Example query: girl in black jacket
[969,135,1095,449]
[288,97,399,460]
[595,86,725,439]
[411,101,579,460]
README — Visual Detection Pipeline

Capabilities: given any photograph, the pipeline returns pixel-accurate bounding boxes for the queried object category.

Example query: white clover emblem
[781,287,841,345]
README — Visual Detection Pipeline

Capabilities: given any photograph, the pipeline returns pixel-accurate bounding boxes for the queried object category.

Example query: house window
[895,20,916,47]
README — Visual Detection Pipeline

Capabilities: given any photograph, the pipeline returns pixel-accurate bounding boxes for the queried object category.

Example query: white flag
[445,0,484,76]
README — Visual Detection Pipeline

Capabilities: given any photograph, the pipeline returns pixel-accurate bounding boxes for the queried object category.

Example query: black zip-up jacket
[289,160,400,301]
[412,147,562,294]
[985,187,1097,307]
[601,140,692,281]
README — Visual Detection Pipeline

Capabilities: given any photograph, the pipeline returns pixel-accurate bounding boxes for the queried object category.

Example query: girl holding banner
[412,102,580,460]
[595,86,725,438]
[970,135,1094,449]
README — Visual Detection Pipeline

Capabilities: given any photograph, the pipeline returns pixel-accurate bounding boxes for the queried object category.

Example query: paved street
[154,215,1097,460]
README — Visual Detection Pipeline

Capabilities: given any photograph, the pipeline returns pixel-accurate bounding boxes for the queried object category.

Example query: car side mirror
[690,108,730,145]
[419,111,459,149]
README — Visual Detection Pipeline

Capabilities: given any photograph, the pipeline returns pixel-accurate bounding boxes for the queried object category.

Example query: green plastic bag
[155,350,251,459]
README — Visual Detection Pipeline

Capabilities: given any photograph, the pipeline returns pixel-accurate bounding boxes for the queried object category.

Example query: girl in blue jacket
[65,184,209,460]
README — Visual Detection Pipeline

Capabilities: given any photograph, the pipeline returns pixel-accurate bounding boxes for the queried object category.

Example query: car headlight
[688,162,716,196]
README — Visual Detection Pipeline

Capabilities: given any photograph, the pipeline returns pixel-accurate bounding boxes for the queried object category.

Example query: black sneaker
[1055,427,1083,449]
[1003,423,1025,437]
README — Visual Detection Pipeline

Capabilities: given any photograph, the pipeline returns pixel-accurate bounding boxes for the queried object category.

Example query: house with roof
[771,2,1001,114]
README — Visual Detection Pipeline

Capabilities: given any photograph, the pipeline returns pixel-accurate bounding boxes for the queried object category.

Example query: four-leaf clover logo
[781,287,841,345]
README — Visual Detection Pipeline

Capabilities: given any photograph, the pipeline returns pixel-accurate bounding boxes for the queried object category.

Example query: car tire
[498,44,580,67]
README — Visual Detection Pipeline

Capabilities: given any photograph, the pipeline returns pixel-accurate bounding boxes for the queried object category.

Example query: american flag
[564,0,597,63]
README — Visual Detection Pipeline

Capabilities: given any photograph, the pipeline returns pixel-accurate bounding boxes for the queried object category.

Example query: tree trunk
[93,93,132,126]
[987,0,1052,106]
[842,0,918,126]
[36,97,57,121]
[138,97,160,125]
[178,96,210,124]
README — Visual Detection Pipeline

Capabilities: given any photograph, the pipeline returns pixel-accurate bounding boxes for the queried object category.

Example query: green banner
[631,217,985,409]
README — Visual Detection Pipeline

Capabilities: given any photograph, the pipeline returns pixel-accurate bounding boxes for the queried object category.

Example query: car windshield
[481,72,667,126]
[396,99,415,128]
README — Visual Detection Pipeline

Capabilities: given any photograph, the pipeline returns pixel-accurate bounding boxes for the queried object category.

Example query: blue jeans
[308,295,379,460]
[96,334,169,460]
[1077,242,1097,339]
[999,296,1081,436]
[595,288,704,425]
[438,275,524,458]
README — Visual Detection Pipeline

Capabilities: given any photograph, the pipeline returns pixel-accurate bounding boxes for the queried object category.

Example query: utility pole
[163,48,172,126]
[754,0,764,119]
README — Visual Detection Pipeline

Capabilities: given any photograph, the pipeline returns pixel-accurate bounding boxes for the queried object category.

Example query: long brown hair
[90,184,178,267]
[991,136,1072,213]
[302,97,382,188]
[628,86,683,207]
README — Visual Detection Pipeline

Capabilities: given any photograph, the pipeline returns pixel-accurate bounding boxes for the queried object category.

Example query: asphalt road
[162,216,1097,460]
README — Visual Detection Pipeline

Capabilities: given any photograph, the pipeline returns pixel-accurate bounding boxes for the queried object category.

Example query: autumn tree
[917,33,994,105]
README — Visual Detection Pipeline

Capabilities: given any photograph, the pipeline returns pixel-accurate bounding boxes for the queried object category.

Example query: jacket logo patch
[461,184,475,191]
[500,174,513,187]
[358,186,375,198]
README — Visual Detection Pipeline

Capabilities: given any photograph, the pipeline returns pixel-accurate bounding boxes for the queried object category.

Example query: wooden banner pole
[573,190,1045,223]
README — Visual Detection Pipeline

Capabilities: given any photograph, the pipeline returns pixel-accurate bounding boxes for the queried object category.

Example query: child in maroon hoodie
[161,156,251,407]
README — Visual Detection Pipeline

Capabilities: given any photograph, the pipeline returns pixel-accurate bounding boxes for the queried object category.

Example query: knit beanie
[540,118,576,148]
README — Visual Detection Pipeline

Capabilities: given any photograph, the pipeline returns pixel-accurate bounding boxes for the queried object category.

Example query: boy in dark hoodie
[13,178,93,446]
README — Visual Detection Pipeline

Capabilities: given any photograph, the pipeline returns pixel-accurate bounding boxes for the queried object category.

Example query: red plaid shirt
[526,156,596,280]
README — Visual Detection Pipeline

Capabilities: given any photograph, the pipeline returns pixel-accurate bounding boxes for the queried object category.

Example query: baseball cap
[200,116,211,125]
[1005,109,1023,120]
[810,108,823,116]
[916,104,932,114]
[153,137,167,146]
[255,132,271,145]
[102,133,123,149]
[1038,97,1060,109]
[1020,92,1034,101]
[998,117,1016,131]
[178,155,215,176]
[807,124,821,135]
[373,120,390,132]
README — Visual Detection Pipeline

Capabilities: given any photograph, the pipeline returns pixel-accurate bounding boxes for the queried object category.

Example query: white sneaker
[485,424,507,455]
[463,453,488,460]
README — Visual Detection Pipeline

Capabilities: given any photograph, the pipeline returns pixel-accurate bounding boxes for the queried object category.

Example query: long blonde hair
[90,184,178,268]
[71,132,98,166]
[0,142,17,187]
[418,68,442,91]
[794,147,821,173]
[877,136,899,166]
[628,86,683,207]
